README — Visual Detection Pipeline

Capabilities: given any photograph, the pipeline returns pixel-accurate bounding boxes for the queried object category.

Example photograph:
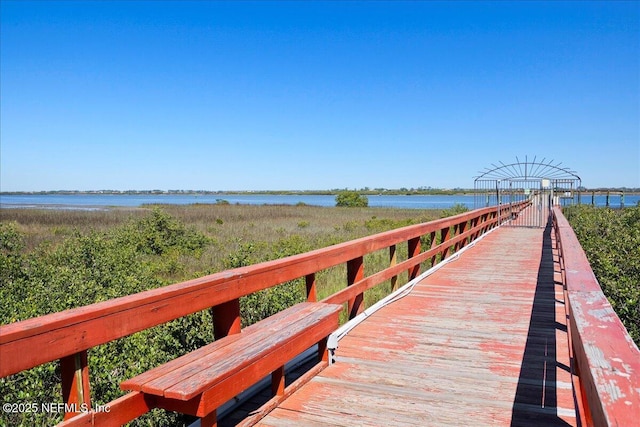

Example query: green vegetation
[564,204,640,346]
[335,191,369,207]
[440,203,469,218]
[0,204,441,426]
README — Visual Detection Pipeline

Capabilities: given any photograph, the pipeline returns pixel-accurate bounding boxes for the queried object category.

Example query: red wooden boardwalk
[258,226,577,426]
[5,204,637,426]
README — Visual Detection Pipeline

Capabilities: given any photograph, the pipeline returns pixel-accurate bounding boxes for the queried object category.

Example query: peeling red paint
[554,207,640,426]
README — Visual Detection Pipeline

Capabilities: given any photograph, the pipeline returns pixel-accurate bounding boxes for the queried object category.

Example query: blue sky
[1,1,638,191]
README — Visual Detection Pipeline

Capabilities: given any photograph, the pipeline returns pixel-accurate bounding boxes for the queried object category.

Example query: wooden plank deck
[257,225,577,426]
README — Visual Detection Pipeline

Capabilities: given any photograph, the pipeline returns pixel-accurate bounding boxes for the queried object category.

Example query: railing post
[389,245,398,292]
[440,226,452,260]
[470,217,479,241]
[347,257,364,319]
[306,273,317,302]
[452,223,460,252]
[496,180,502,224]
[407,237,421,281]
[457,220,468,250]
[60,350,91,420]
[212,299,241,340]
[209,299,241,427]
[429,231,437,267]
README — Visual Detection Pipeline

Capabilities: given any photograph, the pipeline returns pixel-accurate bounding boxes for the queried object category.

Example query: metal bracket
[327,334,339,365]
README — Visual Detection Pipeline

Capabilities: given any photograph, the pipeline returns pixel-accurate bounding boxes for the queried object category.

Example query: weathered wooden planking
[192,319,337,418]
[320,217,506,308]
[120,302,318,394]
[163,303,340,402]
[258,226,577,426]
[122,303,341,402]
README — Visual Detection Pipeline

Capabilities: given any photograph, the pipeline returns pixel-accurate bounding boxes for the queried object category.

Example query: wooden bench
[121,302,341,426]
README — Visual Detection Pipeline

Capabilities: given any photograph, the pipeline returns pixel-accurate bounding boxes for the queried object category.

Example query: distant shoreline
[0,189,469,196]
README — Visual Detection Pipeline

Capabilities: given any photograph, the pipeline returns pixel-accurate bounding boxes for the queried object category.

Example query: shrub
[0,210,211,426]
[0,222,25,285]
[335,191,368,207]
[440,203,469,218]
[364,217,415,233]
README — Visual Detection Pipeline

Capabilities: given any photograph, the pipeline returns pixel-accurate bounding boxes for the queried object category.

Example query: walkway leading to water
[257,225,577,426]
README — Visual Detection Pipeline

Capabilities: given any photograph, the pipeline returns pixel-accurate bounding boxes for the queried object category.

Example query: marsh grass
[1,203,441,312]
[0,208,146,251]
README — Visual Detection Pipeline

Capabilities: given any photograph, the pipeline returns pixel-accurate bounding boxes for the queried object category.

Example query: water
[0,193,476,210]
[0,193,637,210]
[581,194,640,208]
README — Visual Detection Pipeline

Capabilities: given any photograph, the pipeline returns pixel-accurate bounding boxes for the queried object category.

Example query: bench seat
[121,301,341,419]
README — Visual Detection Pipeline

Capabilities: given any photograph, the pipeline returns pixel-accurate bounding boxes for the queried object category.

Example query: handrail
[1,201,528,425]
[552,206,640,426]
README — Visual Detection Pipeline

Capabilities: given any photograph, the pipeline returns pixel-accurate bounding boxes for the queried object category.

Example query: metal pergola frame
[474,156,582,226]
[474,156,581,183]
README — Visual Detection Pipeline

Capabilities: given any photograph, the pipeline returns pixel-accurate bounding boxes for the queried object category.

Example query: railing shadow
[510,222,573,427]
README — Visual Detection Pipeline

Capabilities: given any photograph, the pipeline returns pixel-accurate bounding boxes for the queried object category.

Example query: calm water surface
[0,193,476,210]
[0,193,637,210]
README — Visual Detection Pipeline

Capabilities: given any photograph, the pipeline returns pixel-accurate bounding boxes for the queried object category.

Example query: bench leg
[201,410,217,427]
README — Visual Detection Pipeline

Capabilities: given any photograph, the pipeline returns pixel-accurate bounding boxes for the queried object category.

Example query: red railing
[0,202,527,426]
[552,206,640,426]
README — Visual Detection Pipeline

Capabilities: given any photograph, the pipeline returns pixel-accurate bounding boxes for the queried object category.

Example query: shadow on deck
[510,223,574,426]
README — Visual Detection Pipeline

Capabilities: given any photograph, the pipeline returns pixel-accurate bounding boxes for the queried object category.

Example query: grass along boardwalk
[257,225,576,426]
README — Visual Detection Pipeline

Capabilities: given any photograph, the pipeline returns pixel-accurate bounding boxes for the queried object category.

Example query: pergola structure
[474,156,582,227]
